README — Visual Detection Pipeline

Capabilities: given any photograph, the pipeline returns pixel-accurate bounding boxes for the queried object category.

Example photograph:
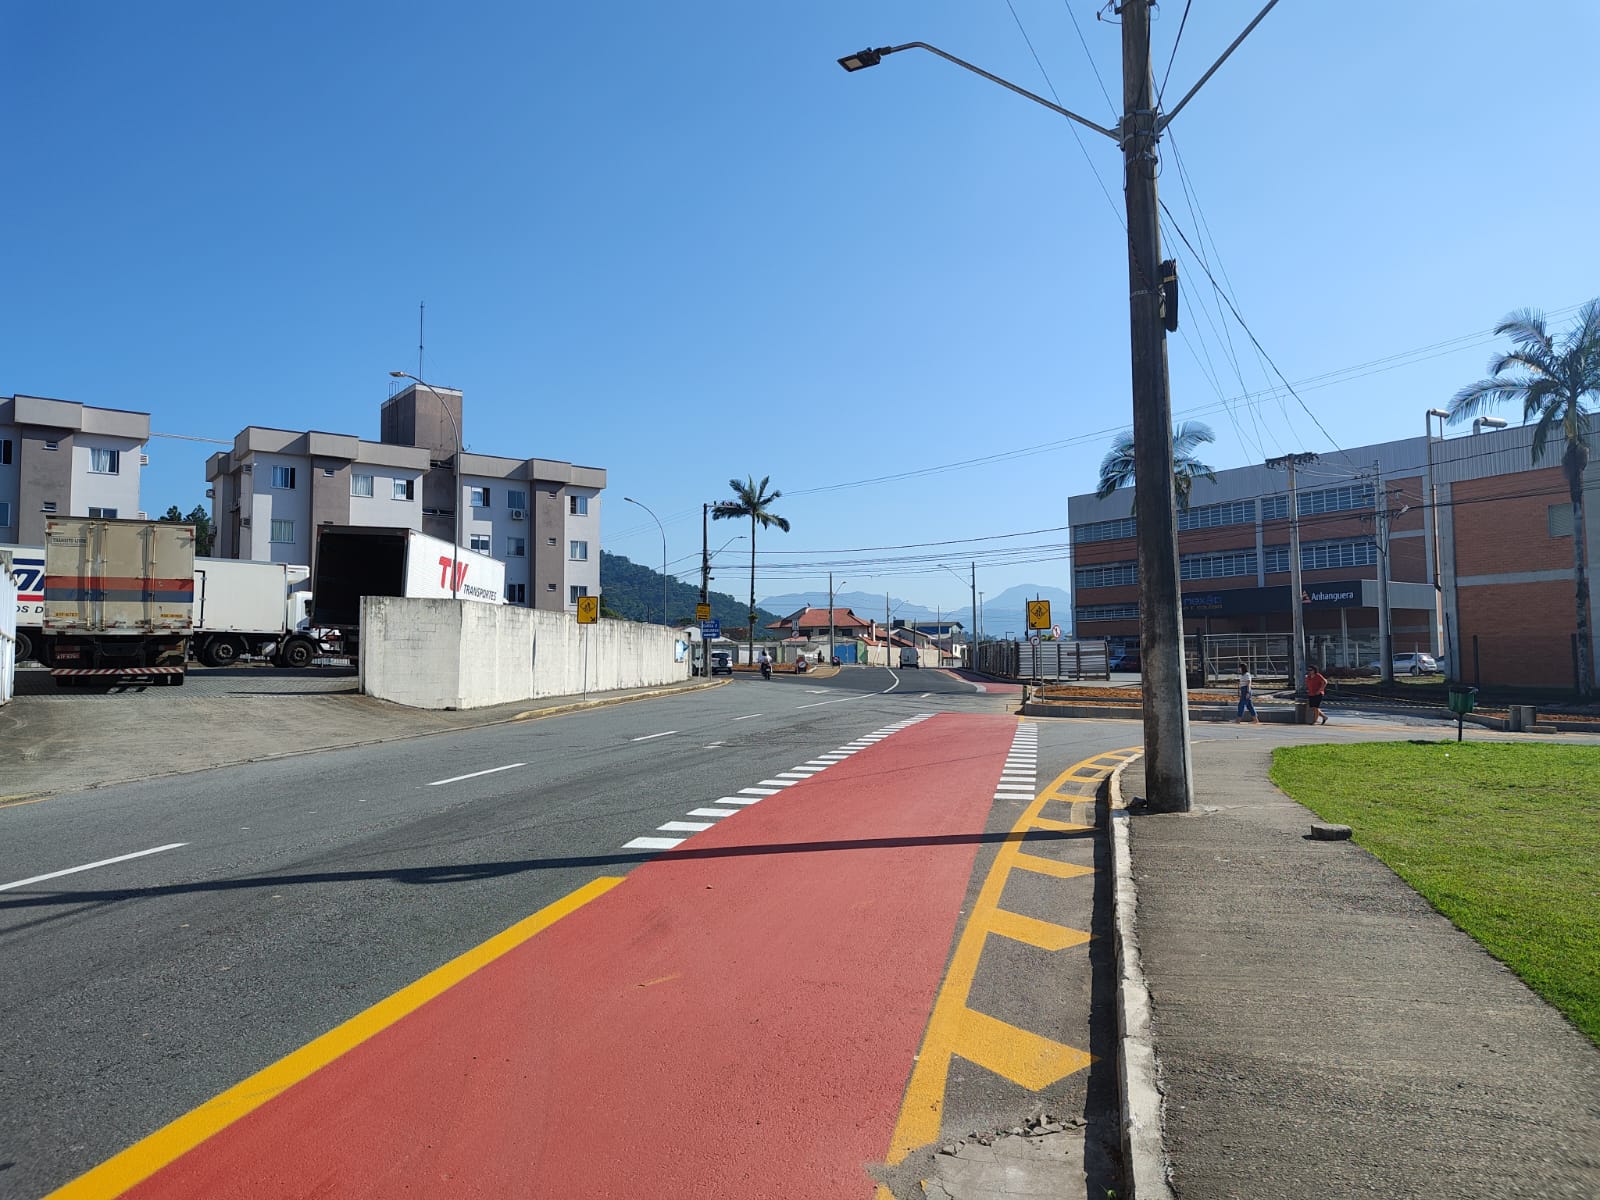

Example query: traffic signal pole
[1122,0,1193,811]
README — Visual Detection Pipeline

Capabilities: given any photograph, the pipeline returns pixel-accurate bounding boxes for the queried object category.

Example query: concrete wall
[360,596,689,709]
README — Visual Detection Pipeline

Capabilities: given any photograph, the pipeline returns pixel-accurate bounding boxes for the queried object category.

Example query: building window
[470,534,491,553]
[1549,504,1574,538]
[1180,549,1258,580]
[569,494,588,516]
[1075,560,1138,589]
[88,507,118,519]
[507,582,526,604]
[352,473,374,498]
[507,489,528,510]
[0,439,12,465]
[1300,483,1374,516]
[546,536,557,547]
[1076,603,1139,622]
[41,501,57,514]
[470,486,491,507]
[90,448,121,474]
[1263,538,1378,573]
[507,536,526,558]
[569,540,588,561]
[1072,516,1136,544]
[546,581,557,592]
[1177,499,1255,531]
[0,501,11,527]
[270,519,295,543]
[1261,494,1289,521]
[322,466,335,478]
[272,466,296,490]
[393,478,414,501]
[570,585,589,605]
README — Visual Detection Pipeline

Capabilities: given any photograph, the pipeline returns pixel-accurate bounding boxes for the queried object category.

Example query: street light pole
[390,370,461,599]
[624,496,667,625]
[1425,408,1449,667]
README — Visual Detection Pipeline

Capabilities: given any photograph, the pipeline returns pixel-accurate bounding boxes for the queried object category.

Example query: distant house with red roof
[766,606,872,640]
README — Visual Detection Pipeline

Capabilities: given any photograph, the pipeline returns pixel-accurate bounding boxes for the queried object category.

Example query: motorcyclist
[758,648,772,680]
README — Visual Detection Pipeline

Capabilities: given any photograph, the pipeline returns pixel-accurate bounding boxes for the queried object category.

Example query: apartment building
[207,383,604,611]
[0,394,150,545]
[1067,423,1600,689]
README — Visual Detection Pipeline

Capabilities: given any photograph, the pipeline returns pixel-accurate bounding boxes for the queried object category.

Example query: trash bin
[1295,700,1310,724]
[1447,685,1478,742]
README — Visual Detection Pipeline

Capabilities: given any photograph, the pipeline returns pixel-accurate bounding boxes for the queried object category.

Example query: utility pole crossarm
[1155,0,1284,132]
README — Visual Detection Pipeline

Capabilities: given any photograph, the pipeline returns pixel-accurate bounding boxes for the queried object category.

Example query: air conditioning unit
[509,509,526,521]
[139,454,150,466]
[205,488,215,499]
[137,511,148,520]
[242,463,253,475]
[241,517,252,527]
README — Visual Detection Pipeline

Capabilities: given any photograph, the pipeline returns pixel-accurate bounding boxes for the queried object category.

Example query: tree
[1450,300,1600,696]
[712,476,791,664]
[159,503,214,555]
[1096,421,1217,512]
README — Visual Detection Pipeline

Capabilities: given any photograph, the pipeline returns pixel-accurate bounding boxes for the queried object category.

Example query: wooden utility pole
[1121,0,1193,811]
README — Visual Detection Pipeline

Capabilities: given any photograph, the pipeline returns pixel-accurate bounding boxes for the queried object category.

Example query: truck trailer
[311,526,505,656]
[40,518,195,686]
[1,542,44,663]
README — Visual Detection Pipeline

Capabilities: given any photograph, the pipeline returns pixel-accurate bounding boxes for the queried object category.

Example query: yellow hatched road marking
[45,876,624,1200]
[881,743,1139,1165]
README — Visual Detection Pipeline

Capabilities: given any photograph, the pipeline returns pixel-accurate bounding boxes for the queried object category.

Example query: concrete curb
[1021,700,1300,724]
[1108,754,1173,1200]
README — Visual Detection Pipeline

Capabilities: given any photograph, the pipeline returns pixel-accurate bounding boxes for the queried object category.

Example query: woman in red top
[1305,666,1330,725]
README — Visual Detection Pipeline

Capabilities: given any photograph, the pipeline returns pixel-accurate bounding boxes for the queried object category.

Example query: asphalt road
[0,666,1134,1198]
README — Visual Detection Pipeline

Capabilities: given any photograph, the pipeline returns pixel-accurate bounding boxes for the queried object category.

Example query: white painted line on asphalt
[806,689,829,694]
[658,820,715,833]
[689,807,739,818]
[777,770,820,778]
[740,787,782,796]
[625,836,684,851]
[705,741,726,748]
[718,796,762,805]
[632,731,678,742]
[426,763,526,787]
[0,843,189,893]
[757,779,798,788]
[795,697,853,709]
[732,714,762,721]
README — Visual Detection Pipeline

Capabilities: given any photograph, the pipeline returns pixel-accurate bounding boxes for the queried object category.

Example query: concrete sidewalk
[1117,739,1600,1199]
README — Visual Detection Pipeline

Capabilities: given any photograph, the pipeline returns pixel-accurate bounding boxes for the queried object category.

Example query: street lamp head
[1427,408,1450,419]
[838,46,886,72]
[389,371,408,379]
[1473,416,1508,432]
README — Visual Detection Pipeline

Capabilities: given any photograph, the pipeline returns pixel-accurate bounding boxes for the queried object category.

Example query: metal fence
[974,639,1110,681]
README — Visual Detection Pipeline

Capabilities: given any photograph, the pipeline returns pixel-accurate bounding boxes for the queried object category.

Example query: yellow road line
[881,745,1138,1164]
[45,876,624,1200]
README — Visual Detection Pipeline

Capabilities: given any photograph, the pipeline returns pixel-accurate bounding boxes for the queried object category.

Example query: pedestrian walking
[1236,662,1261,724]
[1306,665,1330,725]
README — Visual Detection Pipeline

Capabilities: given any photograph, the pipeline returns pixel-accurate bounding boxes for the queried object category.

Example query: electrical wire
[1155,0,1193,109]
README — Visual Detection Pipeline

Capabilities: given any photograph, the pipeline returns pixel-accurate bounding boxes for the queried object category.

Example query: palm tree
[1450,300,1600,696]
[712,476,791,665]
[1096,420,1218,512]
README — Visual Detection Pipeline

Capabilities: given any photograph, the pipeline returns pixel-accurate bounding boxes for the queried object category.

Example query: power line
[1155,0,1193,108]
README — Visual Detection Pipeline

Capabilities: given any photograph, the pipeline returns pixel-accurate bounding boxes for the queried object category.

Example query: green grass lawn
[1270,741,1600,1046]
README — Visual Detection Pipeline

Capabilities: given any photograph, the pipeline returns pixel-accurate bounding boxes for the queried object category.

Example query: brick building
[1066,423,1599,689]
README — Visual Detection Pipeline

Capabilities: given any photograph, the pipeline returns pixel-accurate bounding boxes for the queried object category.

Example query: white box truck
[40,517,195,686]
[310,526,505,658]
[192,557,334,668]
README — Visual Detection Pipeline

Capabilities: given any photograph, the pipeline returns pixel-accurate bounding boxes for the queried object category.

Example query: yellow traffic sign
[695,603,712,622]
[1026,599,1052,631]
[576,595,599,624]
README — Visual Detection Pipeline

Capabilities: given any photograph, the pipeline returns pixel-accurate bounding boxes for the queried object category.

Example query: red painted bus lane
[114,713,1020,1200]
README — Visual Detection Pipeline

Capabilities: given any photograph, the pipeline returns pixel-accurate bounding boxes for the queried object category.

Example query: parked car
[1369,652,1439,676]
[710,651,733,676]
[1110,650,1141,672]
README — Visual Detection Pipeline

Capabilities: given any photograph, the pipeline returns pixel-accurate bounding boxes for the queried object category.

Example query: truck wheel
[16,630,34,663]
[166,672,187,687]
[280,637,316,669]
[207,638,241,667]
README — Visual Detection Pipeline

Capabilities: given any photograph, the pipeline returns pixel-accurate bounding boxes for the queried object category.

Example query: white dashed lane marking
[620,714,936,851]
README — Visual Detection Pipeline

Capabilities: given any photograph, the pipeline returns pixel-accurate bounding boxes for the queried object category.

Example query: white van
[898,646,920,669]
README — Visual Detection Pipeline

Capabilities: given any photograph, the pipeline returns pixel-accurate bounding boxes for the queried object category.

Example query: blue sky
[6,2,1597,613]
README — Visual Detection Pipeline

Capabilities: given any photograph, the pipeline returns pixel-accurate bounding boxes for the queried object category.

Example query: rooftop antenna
[418,300,425,380]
